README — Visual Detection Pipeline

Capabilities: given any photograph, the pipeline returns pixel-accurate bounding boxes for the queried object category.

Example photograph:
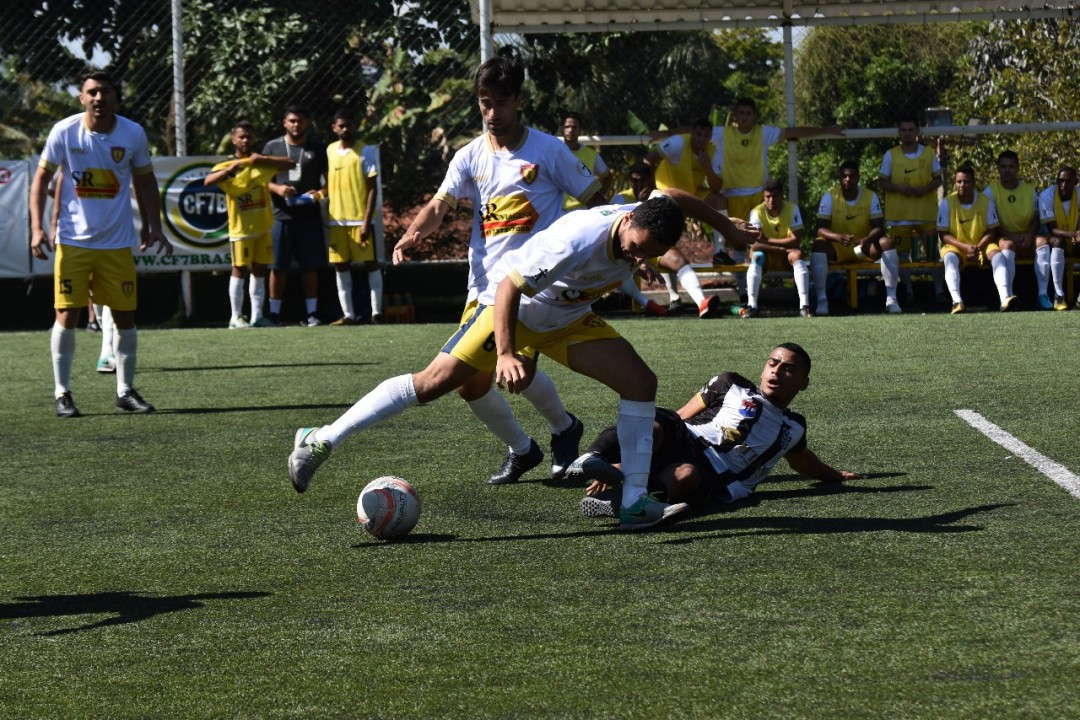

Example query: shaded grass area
[1,312,1079,718]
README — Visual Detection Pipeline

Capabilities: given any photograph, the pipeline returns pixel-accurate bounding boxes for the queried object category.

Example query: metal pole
[479,0,493,61]
[783,23,798,204]
[171,0,186,157]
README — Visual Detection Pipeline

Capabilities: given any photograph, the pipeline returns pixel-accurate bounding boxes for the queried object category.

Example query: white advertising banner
[3,151,385,278]
[0,161,30,278]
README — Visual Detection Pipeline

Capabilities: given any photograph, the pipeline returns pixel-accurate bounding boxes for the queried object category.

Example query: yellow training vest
[883,145,937,224]
[721,124,765,191]
[654,134,715,194]
[1053,187,1079,232]
[987,180,1036,234]
[826,186,874,239]
[945,192,991,243]
[752,200,797,240]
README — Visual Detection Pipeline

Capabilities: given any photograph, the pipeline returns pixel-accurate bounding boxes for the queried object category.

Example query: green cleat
[617,494,688,531]
[289,427,331,493]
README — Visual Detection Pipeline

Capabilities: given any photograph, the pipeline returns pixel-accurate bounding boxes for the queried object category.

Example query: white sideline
[955,409,1080,500]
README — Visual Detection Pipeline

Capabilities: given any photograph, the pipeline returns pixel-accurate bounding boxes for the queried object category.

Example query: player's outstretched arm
[392,197,451,265]
[659,187,760,249]
[785,447,865,483]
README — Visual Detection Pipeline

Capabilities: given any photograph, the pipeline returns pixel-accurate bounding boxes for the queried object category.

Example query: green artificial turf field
[2,311,1078,719]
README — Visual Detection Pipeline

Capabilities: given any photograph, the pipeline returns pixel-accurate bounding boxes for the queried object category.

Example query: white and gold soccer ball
[357,476,421,540]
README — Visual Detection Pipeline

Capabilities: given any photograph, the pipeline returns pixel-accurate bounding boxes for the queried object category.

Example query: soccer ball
[357,476,421,540]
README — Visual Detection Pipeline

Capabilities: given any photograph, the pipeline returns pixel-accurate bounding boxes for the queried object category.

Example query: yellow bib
[826,186,874,239]
[654,134,715,193]
[946,193,991,243]
[883,145,936,224]
[1053,187,1079,232]
[721,124,764,191]
[327,144,375,223]
[987,180,1036,234]
[752,200,796,240]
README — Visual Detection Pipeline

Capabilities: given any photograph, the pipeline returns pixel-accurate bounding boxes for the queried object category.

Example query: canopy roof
[470,1,1074,33]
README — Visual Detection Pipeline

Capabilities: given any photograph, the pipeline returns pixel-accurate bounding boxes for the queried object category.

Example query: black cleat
[55,392,81,418]
[116,389,156,414]
[580,494,617,518]
[550,413,584,481]
[488,440,543,485]
[712,249,736,265]
[564,452,625,487]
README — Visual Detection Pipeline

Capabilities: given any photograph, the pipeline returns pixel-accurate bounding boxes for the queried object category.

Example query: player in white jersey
[288,192,754,530]
[29,72,172,418]
[1036,166,1080,310]
[567,343,865,521]
[390,57,603,486]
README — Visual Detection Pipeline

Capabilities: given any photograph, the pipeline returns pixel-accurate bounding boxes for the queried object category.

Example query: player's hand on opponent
[495,354,531,394]
[30,228,52,260]
[141,225,173,256]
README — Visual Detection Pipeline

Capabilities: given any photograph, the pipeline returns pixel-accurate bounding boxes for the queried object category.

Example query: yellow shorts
[887,224,935,254]
[831,240,874,264]
[54,244,137,311]
[457,300,540,362]
[328,225,375,264]
[443,304,621,371]
[942,242,999,267]
[230,233,273,267]
[726,192,764,221]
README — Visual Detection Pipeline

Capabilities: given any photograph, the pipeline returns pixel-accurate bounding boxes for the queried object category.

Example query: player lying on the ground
[288,192,755,531]
[566,343,866,520]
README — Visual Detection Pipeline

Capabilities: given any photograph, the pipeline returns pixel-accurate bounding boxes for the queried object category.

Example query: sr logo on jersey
[520,163,538,185]
[161,162,229,249]
[479,194,539,237]
[71,168,121,200]
[111,147,126,163]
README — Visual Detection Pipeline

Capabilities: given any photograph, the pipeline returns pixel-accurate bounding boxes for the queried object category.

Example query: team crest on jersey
[576,160,593,178]
[111,147,126,163]
[740,138,750,147]
[520,163,538,185]
[121,281,135,297]
[738,398,758,418]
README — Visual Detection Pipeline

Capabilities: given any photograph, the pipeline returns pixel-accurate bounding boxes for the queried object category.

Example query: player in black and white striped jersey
[568,343,866,517]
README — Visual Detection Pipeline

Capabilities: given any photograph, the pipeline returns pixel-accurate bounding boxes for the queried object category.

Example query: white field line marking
[955,409,1080,500]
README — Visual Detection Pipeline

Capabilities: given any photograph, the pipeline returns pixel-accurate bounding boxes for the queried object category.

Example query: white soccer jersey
[39,113,153,250]
[434,127,601,301]
[1038,185,1074,225]
[484,203,638,332]
[685,372,808,501]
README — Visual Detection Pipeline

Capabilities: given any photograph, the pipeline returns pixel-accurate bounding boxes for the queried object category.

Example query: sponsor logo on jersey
[520,163,538,185]
[111,147,126,163]
[479,195,539,237]
[738,398,757,418]
[71,168,122,200]
[161,161,229,249]
[845,214,859,220]
[903,167,918,174]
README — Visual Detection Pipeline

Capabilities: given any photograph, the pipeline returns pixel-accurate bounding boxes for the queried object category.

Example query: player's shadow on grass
[142,362,375,373]
[0,590,270,636]
[662,503,1016,544]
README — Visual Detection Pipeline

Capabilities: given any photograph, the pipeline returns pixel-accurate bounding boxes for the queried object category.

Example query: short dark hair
[898,115,920,128]
[475,56,524,98]
[734,97,757,113]
[629,195,684,248]
[762,178,784,195]
[1057,166,1077,181]
[627,161,652,178]
[332,108,355,124]
[997,150,1019,165]
[80,71,120,101]
[283,103,309,119]
[776,342,811,373]
[955,164,976,180]
[232,120,255,134]
[691,117,712,132]
[563,111,582,125]
[839,160,860,175]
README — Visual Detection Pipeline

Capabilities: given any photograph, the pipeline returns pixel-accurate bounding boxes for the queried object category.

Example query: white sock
[269,298,283,315]
[991,252,1010,303]
[336,270,355,319]
[746,251,764,308]
[466,387,532,455]
[1001,248,1015,296]
[51,322,75,397]
[944,253,963,303]
[665,273,680,303]
[619,277,651,307]
[249,275,266,322]
[114,327,137,395]
[99,305,115,360]
[1051,247,1066,297]
[305,297,318,316]
[792,258,810,308]
[368,268,384,316]
[617,399,655,508]
[228,276,245,320]
[520,369,572,434]
[1035,245,1050,296]
[92,303,104,324]
[318,374,419,447]
[676,264,706,306]
[881,249,900,301]
[810,252,829,305]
